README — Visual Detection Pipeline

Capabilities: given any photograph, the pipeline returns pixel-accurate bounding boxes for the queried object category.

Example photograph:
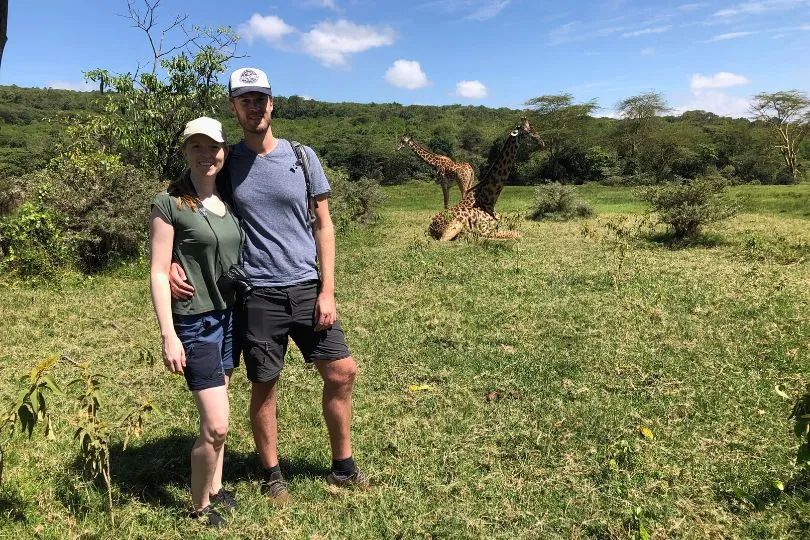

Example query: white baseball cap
[181,117,226,144]
[229,67,273,98]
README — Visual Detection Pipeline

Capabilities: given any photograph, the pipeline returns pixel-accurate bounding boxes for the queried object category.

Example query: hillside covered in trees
[2,84,807,188]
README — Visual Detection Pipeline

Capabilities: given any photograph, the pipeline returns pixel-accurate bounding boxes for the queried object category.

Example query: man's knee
[320,357,357,388]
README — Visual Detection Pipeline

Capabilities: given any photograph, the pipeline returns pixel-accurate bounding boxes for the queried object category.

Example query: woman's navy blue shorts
[173,310,235,391]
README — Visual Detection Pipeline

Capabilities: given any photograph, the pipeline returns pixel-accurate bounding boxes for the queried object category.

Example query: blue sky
[2,0,809,117]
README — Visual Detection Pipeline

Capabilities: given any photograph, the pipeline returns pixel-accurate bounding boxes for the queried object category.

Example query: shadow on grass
[718,468,810,531]
[59,429,331,512]
[644,230,726,250]
[0,488,30,524]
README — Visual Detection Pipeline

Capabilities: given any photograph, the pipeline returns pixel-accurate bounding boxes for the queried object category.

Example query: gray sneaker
[326,468,370,489]
[260,471,291,504]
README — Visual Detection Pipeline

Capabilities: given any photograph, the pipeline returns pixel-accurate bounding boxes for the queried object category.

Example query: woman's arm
[149,207,186,374]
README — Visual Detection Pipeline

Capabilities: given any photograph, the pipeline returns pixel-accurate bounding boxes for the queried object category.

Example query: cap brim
[182,132,225,144]
[230,86,273,98]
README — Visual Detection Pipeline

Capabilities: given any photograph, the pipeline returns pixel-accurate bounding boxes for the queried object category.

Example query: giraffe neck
[407,139,446,171]
[474,132,520,212]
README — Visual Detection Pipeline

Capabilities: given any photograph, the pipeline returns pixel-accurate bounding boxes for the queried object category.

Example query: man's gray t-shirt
[229,139,330,287]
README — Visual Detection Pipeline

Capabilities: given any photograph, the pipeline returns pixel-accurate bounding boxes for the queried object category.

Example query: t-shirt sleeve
[151,192,174,223]
[304,145,331,196]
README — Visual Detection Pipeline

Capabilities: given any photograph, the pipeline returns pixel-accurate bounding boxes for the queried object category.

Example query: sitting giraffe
[427,118,544,241]
[396,134,475,209]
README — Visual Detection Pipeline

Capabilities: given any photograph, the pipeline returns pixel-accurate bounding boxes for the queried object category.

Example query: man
[170,67,367,502]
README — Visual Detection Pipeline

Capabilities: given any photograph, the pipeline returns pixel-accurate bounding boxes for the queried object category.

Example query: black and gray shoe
[260,471,291,504]
[188,504,227,528]
[210,488,237,512]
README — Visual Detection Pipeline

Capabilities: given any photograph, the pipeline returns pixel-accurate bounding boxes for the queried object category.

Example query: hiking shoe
[210,488,237,512]
[188,504,227,528]
[260,471,291,504]
[326,468,370,489]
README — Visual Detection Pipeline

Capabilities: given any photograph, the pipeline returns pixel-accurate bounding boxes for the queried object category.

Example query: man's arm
[311,193,336,331]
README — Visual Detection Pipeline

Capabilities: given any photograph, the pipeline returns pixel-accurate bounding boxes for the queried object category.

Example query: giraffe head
[516,117,545,148]
[396,134,413,151]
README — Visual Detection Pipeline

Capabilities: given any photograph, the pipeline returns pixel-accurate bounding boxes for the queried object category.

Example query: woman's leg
[209,371,232,496]
[191,384,229,510]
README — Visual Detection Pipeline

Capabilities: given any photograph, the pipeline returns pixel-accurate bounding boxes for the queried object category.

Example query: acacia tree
[751,90,810,183]
[615,91,669,170]
[70,0,242,181]
[523,93,598,181]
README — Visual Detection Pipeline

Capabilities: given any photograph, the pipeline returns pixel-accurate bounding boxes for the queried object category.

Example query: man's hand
[314,290,337,331]
[169,262,195,300]
[162,334,186,375]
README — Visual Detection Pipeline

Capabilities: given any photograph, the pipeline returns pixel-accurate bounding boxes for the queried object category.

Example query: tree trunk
[0,0,8,68]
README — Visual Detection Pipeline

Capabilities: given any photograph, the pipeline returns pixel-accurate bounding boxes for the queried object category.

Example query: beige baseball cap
[181,117,226,144]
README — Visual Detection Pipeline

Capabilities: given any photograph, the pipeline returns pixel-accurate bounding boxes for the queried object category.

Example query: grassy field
[2,182,810,538]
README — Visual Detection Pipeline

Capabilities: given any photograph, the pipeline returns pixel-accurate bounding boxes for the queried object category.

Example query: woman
[149,117,241,527]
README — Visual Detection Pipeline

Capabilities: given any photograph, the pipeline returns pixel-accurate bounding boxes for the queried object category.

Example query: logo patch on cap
[239,69,259,84]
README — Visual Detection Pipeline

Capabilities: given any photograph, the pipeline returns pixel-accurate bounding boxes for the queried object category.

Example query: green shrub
[636,174,737,239]
[526,182,593,221]
[326,167,385,233]
[0,203,73,278]
[44,152,156,271]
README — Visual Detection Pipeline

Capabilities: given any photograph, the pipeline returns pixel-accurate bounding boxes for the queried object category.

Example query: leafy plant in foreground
[66,358,158,524]
[0,357,62,485]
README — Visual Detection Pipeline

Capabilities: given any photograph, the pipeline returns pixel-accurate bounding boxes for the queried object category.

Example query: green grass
[2,183,810,538]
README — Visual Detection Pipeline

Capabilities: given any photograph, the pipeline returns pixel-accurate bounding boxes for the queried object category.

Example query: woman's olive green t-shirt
[152,192,242,315]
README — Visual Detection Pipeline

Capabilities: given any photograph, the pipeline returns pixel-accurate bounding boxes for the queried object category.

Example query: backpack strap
[290,140,318,227]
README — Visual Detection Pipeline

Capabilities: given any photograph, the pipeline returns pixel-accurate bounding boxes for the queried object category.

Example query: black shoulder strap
[216,144,237,217]
[290,140,318,226]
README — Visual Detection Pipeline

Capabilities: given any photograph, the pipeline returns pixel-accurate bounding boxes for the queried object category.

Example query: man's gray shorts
[242,280,351,383]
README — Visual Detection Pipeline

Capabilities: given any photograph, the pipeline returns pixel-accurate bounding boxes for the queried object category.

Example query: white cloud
[314,0,339,9]
[705,31,757,41]
[690,71,750,89]
[47,80,95,91]
[467,0,512,20]
[238,14,296,44]
[622,25,671,37]
[640,47,656,56]
[425,0,513,21]
[801,24,810,30]
[300,19,396,68]
[679,2,710,10]
[454,80,488,100]
[713,0,810,17]
[675,90,752,118]
[385,60,429,89]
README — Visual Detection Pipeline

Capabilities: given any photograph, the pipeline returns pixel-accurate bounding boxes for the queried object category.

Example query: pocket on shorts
[184,341,225,390]
[174,316,205,342]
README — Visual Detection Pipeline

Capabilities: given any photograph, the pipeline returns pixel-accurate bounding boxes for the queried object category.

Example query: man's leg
[250,377,280,469]
[315,356,357,460]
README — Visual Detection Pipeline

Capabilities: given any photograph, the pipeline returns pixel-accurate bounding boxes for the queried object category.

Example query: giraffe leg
[439,220,465,242]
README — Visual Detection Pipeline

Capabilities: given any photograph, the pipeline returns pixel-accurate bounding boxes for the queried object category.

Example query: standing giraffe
[396,135,475,209]
[427,118,544,241]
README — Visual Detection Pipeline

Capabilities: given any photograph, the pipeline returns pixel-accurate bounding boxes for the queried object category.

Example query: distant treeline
[1,84,807,186]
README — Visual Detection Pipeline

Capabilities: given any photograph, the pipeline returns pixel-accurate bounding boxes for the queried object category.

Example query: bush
[0,203,73,278]
[636,174,737,239]
[325,166,385,233]
[44,152,157,271]
[526,182,593,221]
